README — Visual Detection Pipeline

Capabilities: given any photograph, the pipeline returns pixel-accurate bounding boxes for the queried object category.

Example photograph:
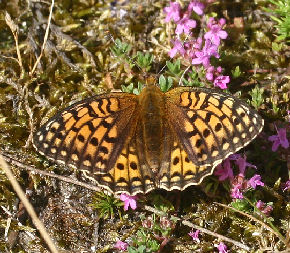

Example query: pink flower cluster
[214,154,268,210]
[164,1,230,89]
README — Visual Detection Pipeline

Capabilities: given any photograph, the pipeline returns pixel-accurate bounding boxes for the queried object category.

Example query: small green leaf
[121,83,134,93]
[136,52,153,72]
[121,82,143,95]
[248,86,264,110]
[182,69,204,87]
[166,60,182,76]
[150,194,175,213]
[272,42,283,52]
[133,82,144,95]
[90,191,123,219]
[159,75,173,92]
[111,39,132,57]
[272,102,279,114]
[231,199,250,212]
[110,39,135,68]
[231,66,242,78]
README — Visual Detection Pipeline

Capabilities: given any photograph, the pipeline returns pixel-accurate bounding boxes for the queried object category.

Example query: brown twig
[214,202,287,245]
[0,152,105,193]
[144,205,251,251]
[0,155,59,253]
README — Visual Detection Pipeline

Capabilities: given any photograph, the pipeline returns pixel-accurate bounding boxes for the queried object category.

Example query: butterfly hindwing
[165,87,264,167]
[33,93,139,175]
[158,129,213,191]
[93,135,156,195]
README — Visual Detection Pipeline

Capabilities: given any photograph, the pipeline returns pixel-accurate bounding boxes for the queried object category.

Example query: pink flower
[188,1,205,15]
[256,200,273,216]
[247,174,264,189]
[192,40,219,68]
[204,18,228,45]
[282,180,290,192]
[205,66,215,81]
[114,240,128,251]
[207,17,226,29]
[119,193,138,211]
[175,17,197,35]
[164,2,181,23]
[268,127,289,152]
[204,27,227,46]
[188,229,200,243]
[236,157,256,175]
[229,154,257,175]
[169,39,185,58]
[213,75,230,89]
[256,200,264,209]
[230,183,244,199]
[214,159,234,181]
[183,37,203,59]
[206,66,222,81]
[216,242,228,253]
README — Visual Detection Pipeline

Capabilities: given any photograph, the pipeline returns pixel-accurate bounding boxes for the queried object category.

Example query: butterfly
[33,85,264,195]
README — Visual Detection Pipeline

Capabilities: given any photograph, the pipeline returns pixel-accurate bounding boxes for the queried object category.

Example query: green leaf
[90,191,123,219]
[121,82,144,94]
[248,86,264,110]
[231,66,242,78]
[133,82,144,95]
[231,199,250,212]
[110,39,132,57]
[150,194,175,213]
[159,75,173,92]
[182,69,204,87]
[166,60,182,76]
[121,83,134,93]
[136,52,153,72]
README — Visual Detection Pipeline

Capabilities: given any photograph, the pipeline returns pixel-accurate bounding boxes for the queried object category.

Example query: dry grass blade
[5,11,24,76]
[30,0,55,75]
[0,154,59,253]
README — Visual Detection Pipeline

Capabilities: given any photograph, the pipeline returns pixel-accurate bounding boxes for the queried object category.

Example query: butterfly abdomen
[138,86,166,170]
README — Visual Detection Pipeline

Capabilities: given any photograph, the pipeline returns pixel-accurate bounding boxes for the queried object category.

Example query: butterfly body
[34,85,263,195]
[138,85,167,171]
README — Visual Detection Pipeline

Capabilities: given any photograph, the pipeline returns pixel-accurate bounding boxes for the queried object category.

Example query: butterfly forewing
[165,87,264,167]
[33,93,139,175]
